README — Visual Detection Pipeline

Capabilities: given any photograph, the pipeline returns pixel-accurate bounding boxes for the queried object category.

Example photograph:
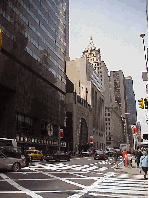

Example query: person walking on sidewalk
[140,151,148,179]
[122,149,127,166]
[136,147,143,168]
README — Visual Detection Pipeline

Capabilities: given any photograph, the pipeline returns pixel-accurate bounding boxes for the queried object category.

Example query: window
[109,127,110,130]
[105,113,106,116]
[108,118,110,121]
[108,113,110,116]
[105,118,107,121]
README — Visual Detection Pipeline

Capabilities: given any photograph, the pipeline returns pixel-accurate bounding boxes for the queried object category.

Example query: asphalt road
[0,156,148,198]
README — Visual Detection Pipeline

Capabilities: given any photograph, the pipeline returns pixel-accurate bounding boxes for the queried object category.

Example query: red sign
[60,129,63,138]
[90,136,93,143]
[132,127,137,134]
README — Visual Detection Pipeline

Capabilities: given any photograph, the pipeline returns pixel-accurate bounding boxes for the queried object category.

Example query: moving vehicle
[44,151,71,162]
[81,150,92,157]
[25,147,44,161]
[105,148,115,157]
[0,146,30,167]
[94,150,108,160]
[0,149,26,172]
[0,138,17,147]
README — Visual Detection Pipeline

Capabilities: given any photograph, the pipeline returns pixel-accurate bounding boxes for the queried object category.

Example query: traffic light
[0,29,2,50]
[138,98,144,109]
[144,97,148,109]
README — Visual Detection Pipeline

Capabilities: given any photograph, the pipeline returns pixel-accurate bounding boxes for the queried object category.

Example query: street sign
[60,129,63,138]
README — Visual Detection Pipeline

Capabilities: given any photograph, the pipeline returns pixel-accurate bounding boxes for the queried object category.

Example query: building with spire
[82,37,125,148]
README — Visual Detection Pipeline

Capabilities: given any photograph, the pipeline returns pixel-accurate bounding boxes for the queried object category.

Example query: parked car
[0,146,30,167]
[25,148,44,161]
[94,150,108,160]
[0,150,26,172]
[105,148,115,157]
[44,151,71,162]
[81,150,92,157]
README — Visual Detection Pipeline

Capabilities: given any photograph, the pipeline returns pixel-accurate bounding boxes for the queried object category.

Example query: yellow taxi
[26,147,44,161]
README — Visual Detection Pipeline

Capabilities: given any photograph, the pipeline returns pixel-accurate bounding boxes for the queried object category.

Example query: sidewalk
[114,156,145,176]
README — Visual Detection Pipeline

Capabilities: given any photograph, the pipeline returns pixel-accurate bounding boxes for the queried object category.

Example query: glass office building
[0,0,69,150]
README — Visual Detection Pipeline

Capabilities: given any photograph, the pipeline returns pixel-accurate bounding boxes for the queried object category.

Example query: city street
[0,156,148,198]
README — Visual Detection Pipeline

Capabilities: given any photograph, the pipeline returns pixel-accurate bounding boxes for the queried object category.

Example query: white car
[0,151,26,172]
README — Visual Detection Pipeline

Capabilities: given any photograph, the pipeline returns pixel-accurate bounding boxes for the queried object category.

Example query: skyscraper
[0,0,69,150]
[124,76,137,125]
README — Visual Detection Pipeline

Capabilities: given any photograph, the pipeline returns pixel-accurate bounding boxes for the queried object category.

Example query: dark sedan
[94,150,108,160]
[44,151,71,162]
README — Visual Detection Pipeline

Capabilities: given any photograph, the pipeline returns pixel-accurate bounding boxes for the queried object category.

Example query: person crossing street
[122,149,127,166]
[140,151,148,180]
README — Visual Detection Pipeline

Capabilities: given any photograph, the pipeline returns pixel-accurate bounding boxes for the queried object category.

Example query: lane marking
[0,173,43,198]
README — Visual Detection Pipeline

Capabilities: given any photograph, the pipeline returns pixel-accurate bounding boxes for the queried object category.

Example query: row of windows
[106,132,111,135]
[25,46,66,83]
[22,0,66,37]
[105,118,110,121]
[24,30,64,68]
[9,0,66,55]
[0,23,66,84]
[105,113,110,116]
[29,0,66,37]
[105,127,110,130]
[0,8,65,73]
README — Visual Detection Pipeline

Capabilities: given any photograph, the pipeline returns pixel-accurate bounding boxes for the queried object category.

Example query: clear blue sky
[69,0,148,135]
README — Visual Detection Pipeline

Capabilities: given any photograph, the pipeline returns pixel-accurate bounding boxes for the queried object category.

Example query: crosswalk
[0,158,147,198]
[25,157,118,172]
[24,160,112,173]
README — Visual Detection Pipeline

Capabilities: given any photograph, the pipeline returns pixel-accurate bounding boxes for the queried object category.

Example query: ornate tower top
[85,36,96,52]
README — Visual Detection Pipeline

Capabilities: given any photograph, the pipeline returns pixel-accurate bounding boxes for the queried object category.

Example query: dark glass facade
[0,0,69,150]
[124,77,137,125]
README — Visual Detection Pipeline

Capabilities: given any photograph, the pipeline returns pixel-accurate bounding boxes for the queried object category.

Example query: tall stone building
[66,57,106,151]
[109,70,134,146]
[0,0,69,151]
[82,37,125,148]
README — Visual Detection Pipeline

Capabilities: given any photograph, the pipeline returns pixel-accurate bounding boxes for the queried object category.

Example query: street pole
[58,126,60,151]
[140,33,148,72]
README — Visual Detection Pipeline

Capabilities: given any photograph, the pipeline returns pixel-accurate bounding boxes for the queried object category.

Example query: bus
[0,138,17,147]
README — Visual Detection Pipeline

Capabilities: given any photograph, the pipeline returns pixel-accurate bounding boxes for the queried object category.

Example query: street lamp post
[140,33,148,72]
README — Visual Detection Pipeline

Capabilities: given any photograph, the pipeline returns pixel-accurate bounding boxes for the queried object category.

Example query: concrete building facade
[66,57,106,151]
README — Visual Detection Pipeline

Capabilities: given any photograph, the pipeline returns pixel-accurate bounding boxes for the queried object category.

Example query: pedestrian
[136,147,143,168]
[140,151,148,179]
[114,151,118,168]
[122,149,127,166]
[127,153,132,168]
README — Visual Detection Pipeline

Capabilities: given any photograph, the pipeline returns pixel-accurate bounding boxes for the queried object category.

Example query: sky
[69,0,148,135]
